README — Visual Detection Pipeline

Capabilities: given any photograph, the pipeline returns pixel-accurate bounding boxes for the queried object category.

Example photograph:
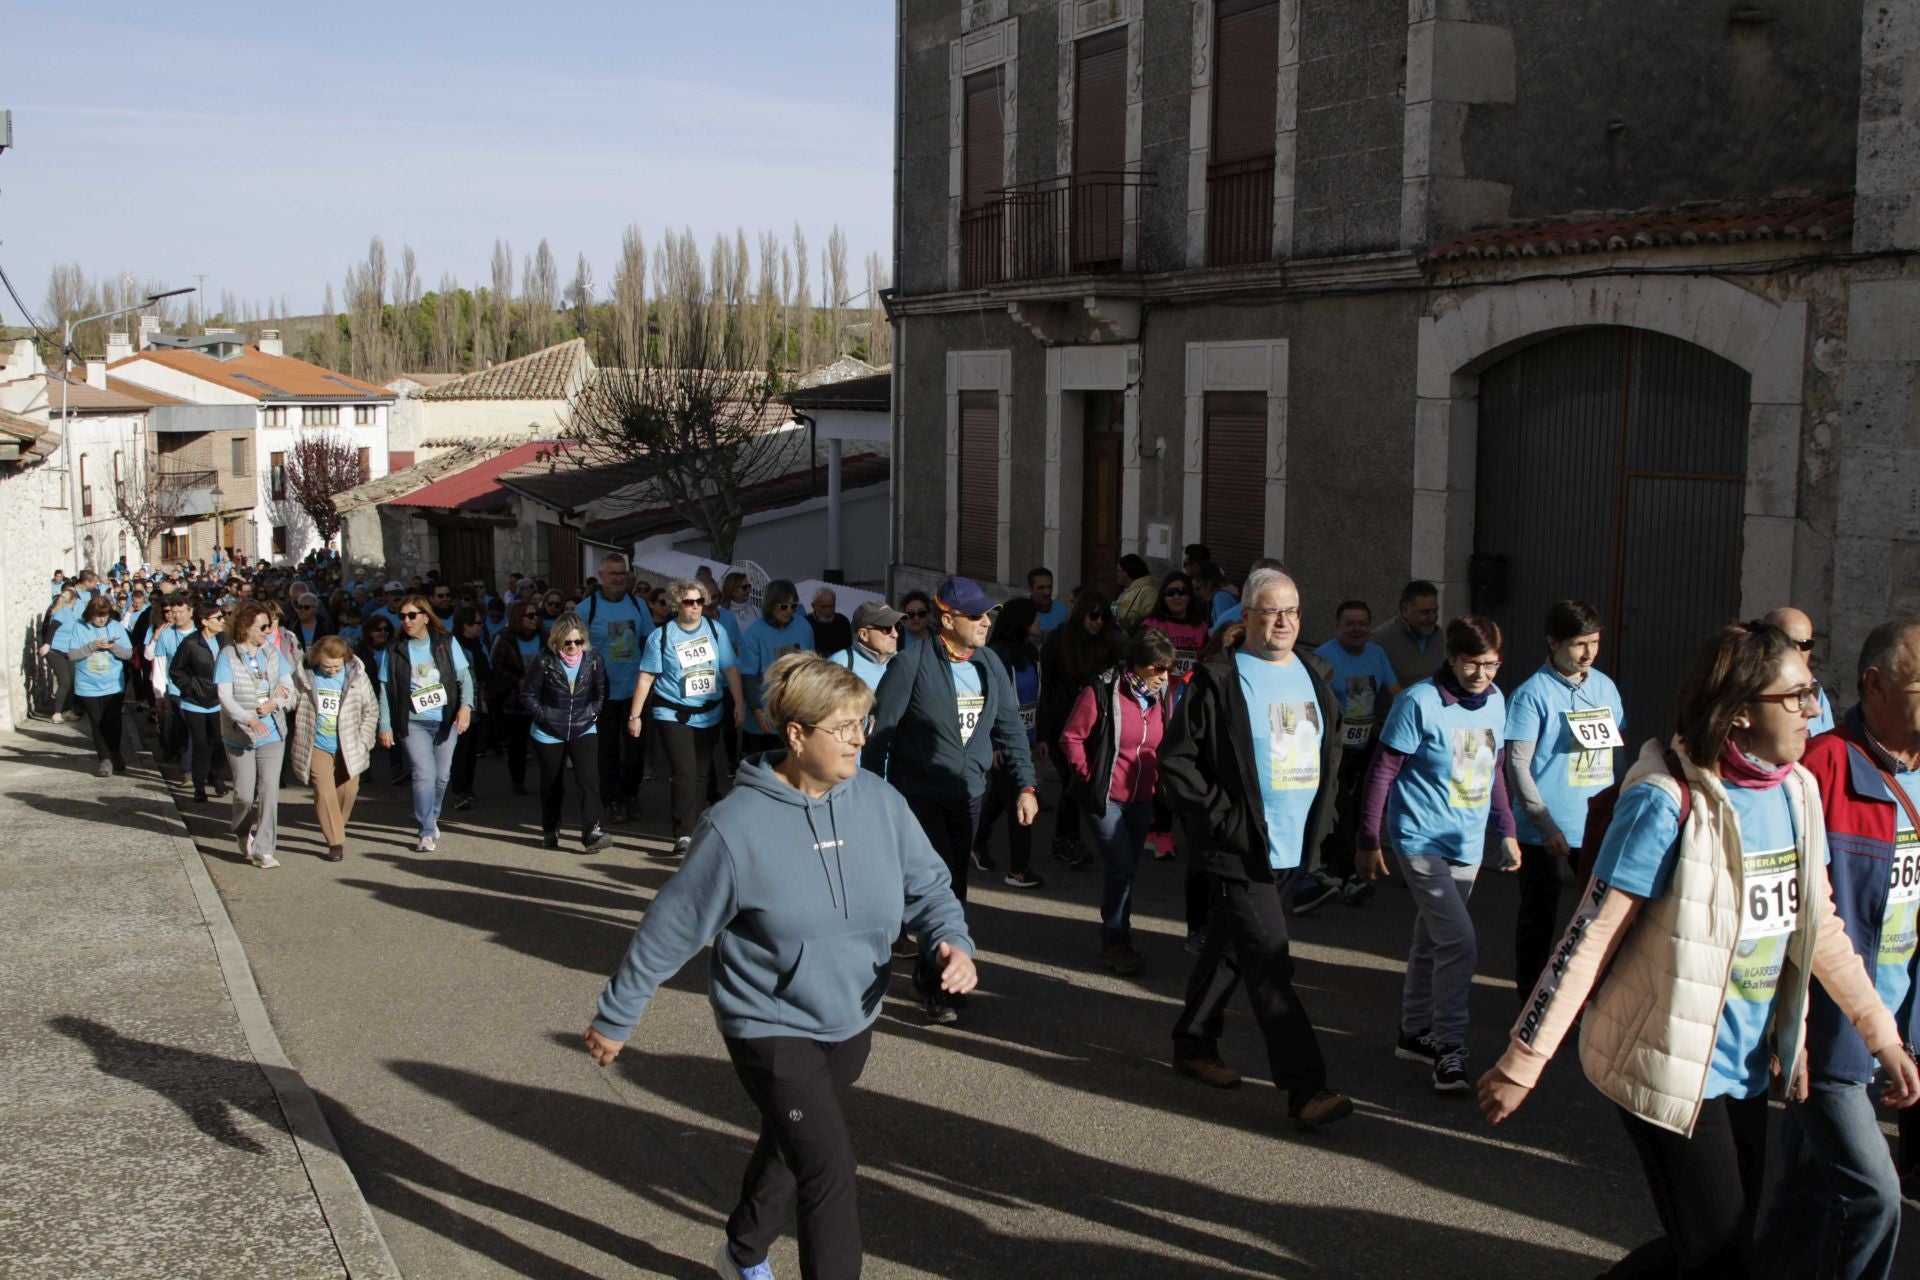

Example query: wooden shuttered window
[545,524,581,594]
[964,68,1004,209]
[1209,0,1279,265]
[1201,391,1268,578]
[956,390,999,582]
[1073,27,1128,269]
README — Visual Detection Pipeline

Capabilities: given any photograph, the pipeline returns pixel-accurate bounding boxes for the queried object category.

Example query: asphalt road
[168,739,1913,1279]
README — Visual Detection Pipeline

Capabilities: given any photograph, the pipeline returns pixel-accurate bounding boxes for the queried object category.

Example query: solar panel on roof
[230,374,287,395]
[322,375,371,394]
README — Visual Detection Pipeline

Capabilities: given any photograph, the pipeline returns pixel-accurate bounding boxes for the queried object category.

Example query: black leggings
[501,713,531,789]
[450,711,483,795]
[47,651,74,716]
[655,718,720,839]
[973,761,1034,875]
[1609,1095,1768,1278]
[1514,842,1565,998]
[73,694,125,765]
[182,708,231,792]
[532,735,603,841]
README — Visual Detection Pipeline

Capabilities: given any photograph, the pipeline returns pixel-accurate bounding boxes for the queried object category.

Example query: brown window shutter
[1202,391,1268,579]
[964,68,1005,209]
[957,390,1000,581]
[1213,0,1278,163]
[1074,28,1127,178]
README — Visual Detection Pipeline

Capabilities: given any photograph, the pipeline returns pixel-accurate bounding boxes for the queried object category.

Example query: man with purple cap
[865,576,1038,1023]
[824,599,904,691]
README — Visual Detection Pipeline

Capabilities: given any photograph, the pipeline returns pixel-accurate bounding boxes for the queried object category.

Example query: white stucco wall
[0,454,73,731]
[414,398,570,453]
[254,422,392,564]
[641,484,890,585]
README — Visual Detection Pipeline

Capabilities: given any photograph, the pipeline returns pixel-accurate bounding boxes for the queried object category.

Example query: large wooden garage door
[1473,326,1749,745]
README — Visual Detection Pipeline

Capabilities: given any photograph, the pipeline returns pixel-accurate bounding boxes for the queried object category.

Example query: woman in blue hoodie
[585,652,975,1280]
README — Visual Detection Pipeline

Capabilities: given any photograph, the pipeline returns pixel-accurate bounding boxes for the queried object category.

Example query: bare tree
[863,250,892,365]
[432,273,462,371]
[113,450,191,563]
[523,239,558,352]
[489,240,515,360]
[284,431,366,547]
[791,224,812,372]
[344,237,390,381]
[392,246,423,371]
[611,224,648,366]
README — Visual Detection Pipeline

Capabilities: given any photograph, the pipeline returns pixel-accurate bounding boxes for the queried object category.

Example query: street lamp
[59,286,193,571]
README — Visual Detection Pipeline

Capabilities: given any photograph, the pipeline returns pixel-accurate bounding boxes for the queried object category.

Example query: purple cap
[934,576,996,616]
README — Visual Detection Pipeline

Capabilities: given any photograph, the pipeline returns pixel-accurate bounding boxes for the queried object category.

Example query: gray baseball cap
[851,600,904,630]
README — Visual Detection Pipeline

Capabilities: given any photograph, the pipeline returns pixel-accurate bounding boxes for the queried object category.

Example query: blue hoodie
[593,754,973,1043]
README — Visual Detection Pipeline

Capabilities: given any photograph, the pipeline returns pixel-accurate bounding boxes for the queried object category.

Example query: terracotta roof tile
[417,338,589,401]
[47,374,189,413]
[332,442,520,513]
[109,346,392,401]
[1428,193,1853,263]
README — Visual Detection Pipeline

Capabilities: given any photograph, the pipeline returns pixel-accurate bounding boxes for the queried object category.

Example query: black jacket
[173,632,222,708]
[518,648,609,741]
[1158,641,1345,884]
[383,633,466,730]
[1037,624,1122,746]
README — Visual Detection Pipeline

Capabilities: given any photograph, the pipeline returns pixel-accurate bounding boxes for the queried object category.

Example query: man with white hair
[807,587,852,656]
[1764,605,1837,735]
[585,553,655,821]
[1158,566,1355,1131]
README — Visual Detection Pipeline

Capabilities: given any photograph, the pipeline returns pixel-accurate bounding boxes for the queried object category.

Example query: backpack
[1575,746,1692,883]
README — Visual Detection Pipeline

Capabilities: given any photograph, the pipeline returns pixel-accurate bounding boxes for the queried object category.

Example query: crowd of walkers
[36,545,1920,1280]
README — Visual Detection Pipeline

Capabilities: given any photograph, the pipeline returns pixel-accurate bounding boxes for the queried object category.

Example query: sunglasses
[903,609,928,620]
[680,597,705,607]
[558,637,586,648]
[399,610,426,620]
[1164,588,1190,597]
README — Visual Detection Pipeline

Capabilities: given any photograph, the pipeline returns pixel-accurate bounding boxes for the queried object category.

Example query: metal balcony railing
[1207,155,1276,267]
[157,468,218,490]
[960,171,1155,288]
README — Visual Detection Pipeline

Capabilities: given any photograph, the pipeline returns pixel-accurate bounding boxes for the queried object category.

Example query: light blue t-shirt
[586,593,653,699]
[1591,780,1805,1099]
[375,637,470,725]
[311,669,347,755]
[1214,599,1244,629]
[336,626,363,647]
[1311,639,1399,752]
[641,618,736,729]
[1380,679,1506,864]
[1235,652,1322,871]
[153,625,193,697]
[1211,589,1238,622]
[825,646,891,693]
[951,654,985,743]
[1033,600,1069,633]
[214,646,283,748]
[57,620,131,698]
[738,615,817,711]
[531,654,597,744]
[1877,771,1920,1019]
[1503,663,1628,847]
[711,607,744,654]
[1809,687,1836,737]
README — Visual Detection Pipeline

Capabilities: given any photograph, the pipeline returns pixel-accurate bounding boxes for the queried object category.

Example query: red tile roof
[1428,194,1853,262]
[388,440,571,512]
[109,346,391,401]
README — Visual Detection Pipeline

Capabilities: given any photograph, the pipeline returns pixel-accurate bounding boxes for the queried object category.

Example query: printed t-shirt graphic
[1379,680,1507,863]
[1236,652,1320,870]
[1876,771,1920,1014]
[1310,639,1398,750]
[1448,729,1497,809]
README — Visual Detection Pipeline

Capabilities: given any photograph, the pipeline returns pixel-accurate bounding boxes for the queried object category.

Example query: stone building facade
[890,0,1919,730]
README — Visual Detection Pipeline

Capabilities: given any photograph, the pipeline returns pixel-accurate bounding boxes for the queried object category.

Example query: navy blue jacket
[863,632,1035,801]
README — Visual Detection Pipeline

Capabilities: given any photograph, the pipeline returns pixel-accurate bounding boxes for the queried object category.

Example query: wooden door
[1079,391,1125,591]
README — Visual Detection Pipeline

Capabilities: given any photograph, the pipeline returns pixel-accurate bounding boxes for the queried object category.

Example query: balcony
[1207,155,1276,267]
[960,172,1155,289]
[156,468,221,518]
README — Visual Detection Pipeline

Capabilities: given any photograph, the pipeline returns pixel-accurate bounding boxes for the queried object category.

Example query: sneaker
[416,835,437,853]
[673,836,692,857]
[1292,874,1341,915]
[452,793,474,811]
[583,827,614,855]
[1184,929,1208,955]
[95,760,113,778]
[193,788,208,804]
[238,829,254,862]
[251,851,281,870]
[1341,876,1377,906]
[541,830,560,850]
[969,847,996,873]
[49,711,63,724]
[1103,942,1143,976]
[1148,832,1176,861]
[1433,1045,1469,1094]
[1173,1054,1241,1089]
[713,1239,774,1280]
[1002,869,1044,889]
[1395,1027,1441,1065]
[922,992,958,1025]
[324,844,345,862]
[1291,1089,1354,1131]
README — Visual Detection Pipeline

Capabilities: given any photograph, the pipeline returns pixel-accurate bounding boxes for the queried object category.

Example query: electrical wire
[0,260,60,351]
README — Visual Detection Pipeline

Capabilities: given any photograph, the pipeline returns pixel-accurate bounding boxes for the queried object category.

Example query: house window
[1208,0,1280,266]
[1201,391,1268,578]
[305,405,340,426]
[1072,27,1128,271]
[959,67,1006,289]
[271,525,287,557]
[161,532,190,561]
[270,451,287,500]
[353,405,374,425]
[232,437,251,477]
[113,450,124,487]
[357,447,372,483]
[79,456,92,517]
[956,390,999,582]
[263,406,289,428]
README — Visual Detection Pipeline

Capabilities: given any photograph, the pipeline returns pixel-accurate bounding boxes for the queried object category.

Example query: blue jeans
[1760,1079,1901,1280]
[403,717,458,838]
[1090,797,1153,946]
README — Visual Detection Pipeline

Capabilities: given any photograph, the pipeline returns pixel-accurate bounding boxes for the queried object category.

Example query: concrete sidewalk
[0,716,398,1280]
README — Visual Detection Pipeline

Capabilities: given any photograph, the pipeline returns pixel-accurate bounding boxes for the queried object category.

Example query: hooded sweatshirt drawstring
[828,795,849,922]
[804,804,842,914]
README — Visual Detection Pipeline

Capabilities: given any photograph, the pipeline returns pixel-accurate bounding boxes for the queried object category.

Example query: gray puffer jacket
[289,654,380,782]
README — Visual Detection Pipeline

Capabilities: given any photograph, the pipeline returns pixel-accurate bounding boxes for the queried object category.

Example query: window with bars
[1201,391,1268,579]
[1209,0,1280,266]
[956,390,999,582]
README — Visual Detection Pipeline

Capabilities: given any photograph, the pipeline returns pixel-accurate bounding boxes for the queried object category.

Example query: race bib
[606,620,638,663]
[1880,829,1920,968]
[410,671,447,713]
[675,635,716,669]
[1565,707,1624,750]
[957,692,985,741]
[1888,831,1920,909]
[315,690,341,738]
[684,670,718,697]
[1018,704,1037,731]
[1341,721,1373,748]
[1174,648,1198,677]
[1731,846,1798,1004]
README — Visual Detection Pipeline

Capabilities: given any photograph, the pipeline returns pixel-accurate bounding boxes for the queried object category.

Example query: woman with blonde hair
[291,634,379,861]
[519,611,613,853]
[586,653,975,1280]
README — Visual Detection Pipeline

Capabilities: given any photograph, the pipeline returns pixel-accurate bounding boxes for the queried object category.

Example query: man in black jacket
[1158,567,1354,1131]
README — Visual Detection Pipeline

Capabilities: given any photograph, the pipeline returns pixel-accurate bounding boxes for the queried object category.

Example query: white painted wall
[254,421,392,563]
[413,397,571,454]
[106,360,256,405]
[64,411,148,569]
[0,449,71,730]
[641,484,890,585]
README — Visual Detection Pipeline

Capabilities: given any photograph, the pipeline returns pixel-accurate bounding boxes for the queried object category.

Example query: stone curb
[136,718,403,1280]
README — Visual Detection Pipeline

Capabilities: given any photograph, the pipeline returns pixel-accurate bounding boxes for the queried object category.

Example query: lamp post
[59,287,193,570]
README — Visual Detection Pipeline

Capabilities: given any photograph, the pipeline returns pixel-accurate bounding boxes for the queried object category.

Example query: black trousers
[158,693,184,762]
[1317,746,1373,882]
[47,651,74,716]
[73,694,125,766]
[1514,842,1568,998]
[653,718,721,839]
[1172,873,1328,1110]
[972,762,1033,875]
[1608,1096,1768,1278]
[723,1030,872,1280]
[450,711,483,795]
[182,708,230,792]
[499,713,531,789]
[596,696,640,807]
[533,736,603,842]
[906,791,981,993]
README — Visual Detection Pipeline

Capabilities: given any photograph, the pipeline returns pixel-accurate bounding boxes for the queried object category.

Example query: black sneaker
[1432,1045,1469,1094]
[922,992,958,1025]
[969,847,996,873]
[1395,1027,1440,1065]
[1292,874,1341,915]
[1341,876,1377,906]
[541,830,560,849]
[582,827,614,855]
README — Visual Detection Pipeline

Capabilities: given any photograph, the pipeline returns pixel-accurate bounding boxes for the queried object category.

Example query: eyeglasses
[805,714,875,744]
[1455,659,1503,674]
[903,609,928,620]
[1145,663,1173,676]
[1244,606,1301,621]
[399,610,426,620]
[558,637,586,649]
[773,602,797,612]
[1752,683,1822,714]
[296,604,315,611]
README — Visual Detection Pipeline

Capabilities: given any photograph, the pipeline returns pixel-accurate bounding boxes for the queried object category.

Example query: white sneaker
[251,851,280,869]
[416,835,436,853]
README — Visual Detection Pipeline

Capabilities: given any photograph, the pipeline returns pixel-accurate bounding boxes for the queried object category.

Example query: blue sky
[0,1,894,320]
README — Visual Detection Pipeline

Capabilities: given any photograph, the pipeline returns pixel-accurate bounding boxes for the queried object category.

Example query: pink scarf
[1718,737,1792,790]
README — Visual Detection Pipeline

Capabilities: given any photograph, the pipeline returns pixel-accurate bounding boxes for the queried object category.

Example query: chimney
[257,328,283,357]
[106,332,132,364]
[137,315,160,350]
[85,360,106,390]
